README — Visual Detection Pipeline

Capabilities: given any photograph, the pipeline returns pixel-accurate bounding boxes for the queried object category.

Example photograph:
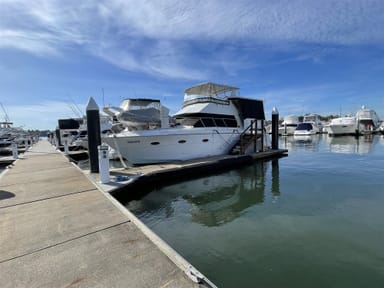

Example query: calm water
[125,134,384,288]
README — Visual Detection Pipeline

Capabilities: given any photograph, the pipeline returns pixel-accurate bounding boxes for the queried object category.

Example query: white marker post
[64,139,69,155]
[98,144,110,183]
[12,142,18,159]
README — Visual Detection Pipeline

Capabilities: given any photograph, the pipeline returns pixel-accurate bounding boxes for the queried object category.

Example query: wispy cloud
[3,101,85,130]
[252,82,377,118]
[1,0,383,79]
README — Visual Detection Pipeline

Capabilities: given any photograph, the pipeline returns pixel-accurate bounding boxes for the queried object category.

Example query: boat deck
[0,140,206,288]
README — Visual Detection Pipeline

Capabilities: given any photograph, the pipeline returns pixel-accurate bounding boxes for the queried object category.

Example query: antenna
[0,102,11,122]
[67,94,83,116]
[66,102,82,118]
[102,88,105,107]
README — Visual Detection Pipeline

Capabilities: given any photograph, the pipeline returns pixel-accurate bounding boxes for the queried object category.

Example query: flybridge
[184,82,239,98]
[182,82,239,108]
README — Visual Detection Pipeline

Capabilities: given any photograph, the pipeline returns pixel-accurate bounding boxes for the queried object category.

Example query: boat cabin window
[175,115,238,128]
[296,123,313,130]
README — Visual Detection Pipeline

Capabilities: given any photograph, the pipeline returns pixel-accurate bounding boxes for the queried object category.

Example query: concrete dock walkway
[0,140,204,287]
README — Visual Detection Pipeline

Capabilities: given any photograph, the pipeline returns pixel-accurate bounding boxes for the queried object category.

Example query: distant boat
[294,122,319,136]
[356,106,381,135]
[328,116,357,136]
[278,115,299,136]
[103,98,171,131]
[303,114,323,132]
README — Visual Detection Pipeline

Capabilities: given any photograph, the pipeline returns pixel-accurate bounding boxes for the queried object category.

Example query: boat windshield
[296,123,313,130]
[303,115,319,122]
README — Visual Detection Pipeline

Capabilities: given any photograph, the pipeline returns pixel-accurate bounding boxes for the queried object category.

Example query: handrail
[238,120,264,154]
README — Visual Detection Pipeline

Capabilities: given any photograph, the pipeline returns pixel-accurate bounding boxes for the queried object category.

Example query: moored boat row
[53,82,273,165]
[275,105,382,137]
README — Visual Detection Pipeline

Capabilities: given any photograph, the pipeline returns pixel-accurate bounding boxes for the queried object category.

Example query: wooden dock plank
[0,140,202,288]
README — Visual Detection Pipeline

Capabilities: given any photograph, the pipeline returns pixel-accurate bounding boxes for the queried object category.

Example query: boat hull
[328,124,357,136]
[278,126,297,136]
[103,128,241,164]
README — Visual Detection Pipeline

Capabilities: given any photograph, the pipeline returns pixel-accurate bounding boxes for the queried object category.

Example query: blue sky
[1,0,383,130]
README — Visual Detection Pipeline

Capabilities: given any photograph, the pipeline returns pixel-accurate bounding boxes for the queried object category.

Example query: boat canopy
[184,82,239,100]
[0,121,13,128]
[120,98,161,111]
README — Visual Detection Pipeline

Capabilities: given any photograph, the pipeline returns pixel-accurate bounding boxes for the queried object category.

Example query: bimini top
[184,82,239,98]
[183,82,240,107]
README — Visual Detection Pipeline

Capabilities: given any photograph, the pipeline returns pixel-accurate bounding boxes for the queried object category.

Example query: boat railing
[182,97,230,108]
[238,120,264,154]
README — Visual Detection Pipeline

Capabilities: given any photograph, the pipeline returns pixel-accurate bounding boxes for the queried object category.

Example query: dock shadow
[0,190,16,200]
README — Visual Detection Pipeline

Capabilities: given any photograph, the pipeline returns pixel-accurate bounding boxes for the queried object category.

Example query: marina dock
[0,140,209,288]
[98,149,288,203]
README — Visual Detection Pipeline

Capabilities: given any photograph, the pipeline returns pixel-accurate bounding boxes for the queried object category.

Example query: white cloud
[0,0,383,78]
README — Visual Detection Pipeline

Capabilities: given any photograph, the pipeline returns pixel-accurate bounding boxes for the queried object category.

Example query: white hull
[294,130,317,136]
[294,122,319,136]
[278,126,297,136]
[328,124,357,135]
[103,127,241,164]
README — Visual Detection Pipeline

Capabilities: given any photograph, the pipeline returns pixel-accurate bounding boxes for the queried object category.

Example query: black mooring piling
[86,97,101,173]
[55,128,62,147]
[271,106,279,150]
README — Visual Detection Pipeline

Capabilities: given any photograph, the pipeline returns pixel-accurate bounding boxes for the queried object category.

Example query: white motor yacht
[294,122,319,136]
[356,105,381,134]
[328,116,357,136]
[303,114,323,132]
[278,115,299,136]
[103,82,267,164]
[103,98,171,131]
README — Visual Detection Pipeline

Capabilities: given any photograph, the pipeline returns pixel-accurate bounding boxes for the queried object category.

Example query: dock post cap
[272,106,279,114]
[98,143,109,150]
[86,97,99,111]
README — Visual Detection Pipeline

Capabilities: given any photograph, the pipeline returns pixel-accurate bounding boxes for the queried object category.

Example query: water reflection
[325,135,378,154]
[281,134,320,151]
[127,159,281,227]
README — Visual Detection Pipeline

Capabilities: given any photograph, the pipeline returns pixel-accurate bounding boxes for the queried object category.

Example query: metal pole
[86,97,101,173]
[271,106,279,150]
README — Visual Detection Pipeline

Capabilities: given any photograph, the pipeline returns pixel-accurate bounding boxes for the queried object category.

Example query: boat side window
[193,119,204,127]
[150,141,160,145]
[224,119,238,127]
[214,118,226,127]
[201,118,215,127]
[202,139,209,142]
[177,118,203,127]
[178,140,186,144]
